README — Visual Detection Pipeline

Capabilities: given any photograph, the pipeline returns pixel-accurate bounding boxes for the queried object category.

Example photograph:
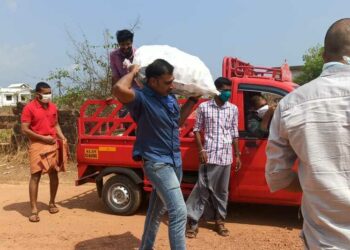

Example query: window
[6,95,12,101]
[239,85,285,138]
[21,95,26,101]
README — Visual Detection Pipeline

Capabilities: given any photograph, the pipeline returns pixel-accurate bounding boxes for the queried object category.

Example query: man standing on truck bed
[21,82,67,223]
[110,29,139,88]
[110,29,139,118]
[112,59,199,250]
[185,77,241,238]
[266,18,350,249]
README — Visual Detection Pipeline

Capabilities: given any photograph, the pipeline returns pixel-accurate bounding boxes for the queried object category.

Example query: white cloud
[5,0,18,12]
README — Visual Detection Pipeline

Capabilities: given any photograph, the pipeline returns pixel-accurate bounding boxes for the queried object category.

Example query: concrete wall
[8,103,79,157]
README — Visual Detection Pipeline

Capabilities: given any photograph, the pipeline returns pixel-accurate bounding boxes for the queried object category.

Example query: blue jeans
[140,161,187,250]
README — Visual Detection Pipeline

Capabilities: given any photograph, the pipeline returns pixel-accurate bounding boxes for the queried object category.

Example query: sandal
[48,204,59,214]
[186,226,198,238]
[29,212,40,222]
[215,222,229,237]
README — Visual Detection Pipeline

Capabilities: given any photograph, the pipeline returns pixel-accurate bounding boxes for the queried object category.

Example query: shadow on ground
[225,203,302,229]
[56,188,106,213]
[56,188,302,229]
[3,201,48,217]
[75,232,141,250]
[3,186,301,230]
[57,188,148,216]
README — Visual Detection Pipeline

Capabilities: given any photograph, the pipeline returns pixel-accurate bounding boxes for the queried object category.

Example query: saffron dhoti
[28,140,68,174]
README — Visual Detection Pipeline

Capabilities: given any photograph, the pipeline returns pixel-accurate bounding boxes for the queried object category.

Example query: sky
[1,0,350,89]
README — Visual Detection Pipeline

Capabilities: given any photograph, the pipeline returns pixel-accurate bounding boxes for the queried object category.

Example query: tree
[47,30,115,109]
[294,45,324,85]
[47,17,141,109]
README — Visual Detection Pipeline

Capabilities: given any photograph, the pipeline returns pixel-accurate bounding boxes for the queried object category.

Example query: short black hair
[35,82,51,92]
[116,29,134,43]
[214,77,231,90]
[324,18,350,60]
[250,94,266,109]
[145,59,174,79]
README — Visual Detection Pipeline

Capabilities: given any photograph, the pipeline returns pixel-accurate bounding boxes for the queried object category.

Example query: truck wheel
[102,175,142,215]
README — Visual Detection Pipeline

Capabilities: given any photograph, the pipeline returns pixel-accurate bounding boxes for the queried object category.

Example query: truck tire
[102,175,142,215]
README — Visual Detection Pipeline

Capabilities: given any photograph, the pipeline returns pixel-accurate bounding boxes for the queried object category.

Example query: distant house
[290,65,303,81]
[0,83,32,107]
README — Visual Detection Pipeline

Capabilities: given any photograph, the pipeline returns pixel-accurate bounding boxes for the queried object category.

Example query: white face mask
[40,93,52,103]
[256,104,269,118]
[343,56,350,65]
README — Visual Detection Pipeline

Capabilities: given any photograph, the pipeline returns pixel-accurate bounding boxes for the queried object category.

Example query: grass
[0,129,12,143]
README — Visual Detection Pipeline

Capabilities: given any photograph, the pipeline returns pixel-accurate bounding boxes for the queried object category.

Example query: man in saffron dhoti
[21,82,68,223]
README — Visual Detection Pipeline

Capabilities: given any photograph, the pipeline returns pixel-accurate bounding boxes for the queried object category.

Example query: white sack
[130,45,219,97]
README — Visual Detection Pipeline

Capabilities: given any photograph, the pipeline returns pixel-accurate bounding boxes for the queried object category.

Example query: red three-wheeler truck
[75,57,302,215]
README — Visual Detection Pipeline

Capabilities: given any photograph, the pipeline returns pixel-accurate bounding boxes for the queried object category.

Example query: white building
[0,83,32,107]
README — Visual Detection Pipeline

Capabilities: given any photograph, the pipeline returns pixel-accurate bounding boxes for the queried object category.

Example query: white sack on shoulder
[131,45,219,97]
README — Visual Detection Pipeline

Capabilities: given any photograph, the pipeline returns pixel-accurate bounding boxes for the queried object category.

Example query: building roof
[0,88,32,94]
[7,83,32,89]
[290,65,303,71]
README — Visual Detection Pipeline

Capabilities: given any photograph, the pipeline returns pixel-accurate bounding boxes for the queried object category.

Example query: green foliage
[47,16,142,110]
[47,30,117,109]
[52,87,86,109]
[294,45,324,85]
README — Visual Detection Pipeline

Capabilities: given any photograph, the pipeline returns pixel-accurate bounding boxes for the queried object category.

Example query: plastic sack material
[128,45,219,97]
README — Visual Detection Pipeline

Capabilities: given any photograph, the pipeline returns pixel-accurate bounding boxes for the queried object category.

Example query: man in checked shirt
[186,77,241,238]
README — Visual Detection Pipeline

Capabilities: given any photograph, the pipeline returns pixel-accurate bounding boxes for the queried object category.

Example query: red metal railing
[222,57,292,82]
[78,99,203,140]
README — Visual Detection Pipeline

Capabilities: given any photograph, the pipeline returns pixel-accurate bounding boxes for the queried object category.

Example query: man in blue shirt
[113,59,198,250]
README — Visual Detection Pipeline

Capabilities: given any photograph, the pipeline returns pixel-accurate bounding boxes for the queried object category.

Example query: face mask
[39,93,52,103]
[219,90,231,103]
[256,104,269,118]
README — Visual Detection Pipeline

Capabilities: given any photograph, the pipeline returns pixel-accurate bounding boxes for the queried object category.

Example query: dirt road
[0,177,303,250]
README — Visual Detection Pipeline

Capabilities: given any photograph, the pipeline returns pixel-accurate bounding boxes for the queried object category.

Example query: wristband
[235,152,241,157]
[199,149,206,153]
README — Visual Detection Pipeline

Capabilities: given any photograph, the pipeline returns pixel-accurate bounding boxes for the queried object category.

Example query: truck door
[231,84,300,205]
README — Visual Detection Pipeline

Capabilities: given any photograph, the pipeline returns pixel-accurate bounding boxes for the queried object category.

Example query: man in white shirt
[265,18,350,249]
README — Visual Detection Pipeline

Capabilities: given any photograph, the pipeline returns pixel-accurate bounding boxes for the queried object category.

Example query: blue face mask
[219,90,231,103]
